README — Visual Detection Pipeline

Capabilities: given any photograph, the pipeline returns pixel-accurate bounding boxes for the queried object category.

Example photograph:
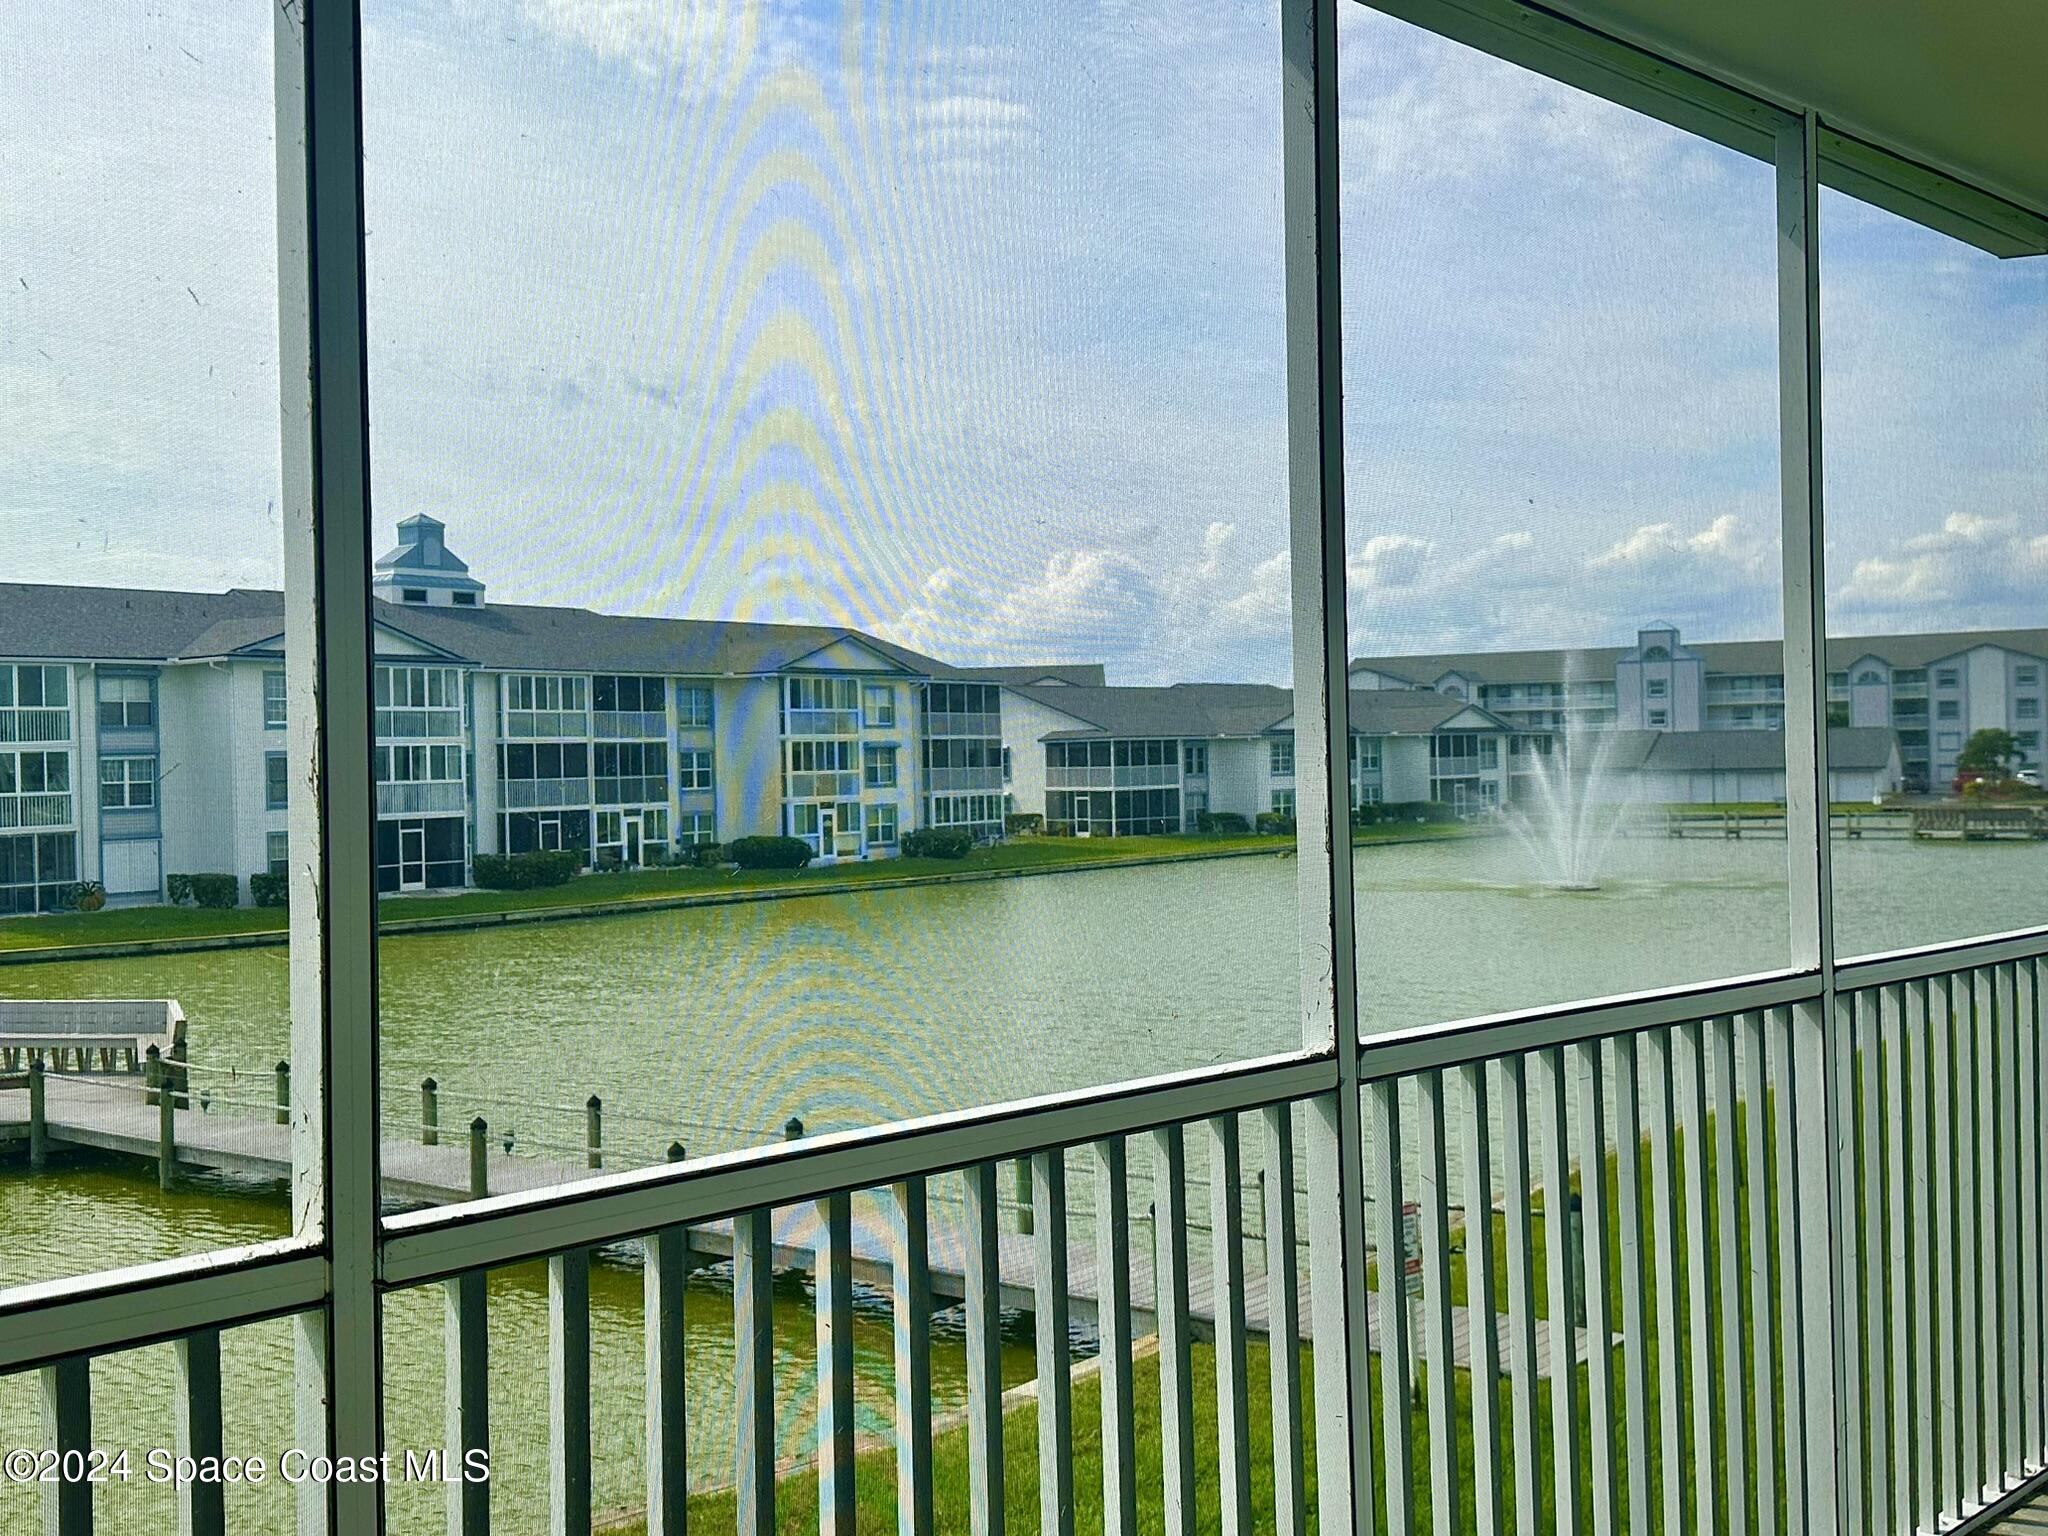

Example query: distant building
[0,518,1045,912]
[1351,620,2047,792]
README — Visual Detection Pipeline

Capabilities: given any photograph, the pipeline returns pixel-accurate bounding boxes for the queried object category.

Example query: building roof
[963,663,1108,688]
[1018,682,1503,740]
[1351,627,2048,688]
[1598,725,1900,773]
[0,580,953,679]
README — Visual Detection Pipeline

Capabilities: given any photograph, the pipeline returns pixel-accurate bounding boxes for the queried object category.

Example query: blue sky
[3,0,2041,685]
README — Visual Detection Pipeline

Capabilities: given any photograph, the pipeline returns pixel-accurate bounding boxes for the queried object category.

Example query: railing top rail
[1836,922,2048,990]
[380,1046,1332,1285]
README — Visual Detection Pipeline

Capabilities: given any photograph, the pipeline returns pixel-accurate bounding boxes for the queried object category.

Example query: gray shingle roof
[1351,628,2048,687]
[0,580,953,678]
[960,663,1108,687]
[1017,683,1500,740]
[1597,725,1898,773]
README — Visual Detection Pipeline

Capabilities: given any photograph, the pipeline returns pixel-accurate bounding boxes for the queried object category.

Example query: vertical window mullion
[1281,1,1374,1531]
[277,0,384,1528]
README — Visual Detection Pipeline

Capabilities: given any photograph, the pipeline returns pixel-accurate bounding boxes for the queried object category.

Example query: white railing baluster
[1708,1015,1750,1535]
[644,1222,688,1536]
[1093,1139,1139,1536]
[1856,989,1892,1529]
[1534,1046,1582,1535]
[41,1355,92,1535]
[1999,961,2027,1478]
[1738,1011,1778,1536]
[1367,1076,1416,1529]
[1416,1071,1461,1535]
[2029,959,2047,1474]
[1927,974,1960,1524]
[1501,1054,1542,1532]
[734,1207,776,1536]
[1646,1025,1687,1536]
[1977,966,2005,1490]
[1906,980,1938,1527]
[1768,1006,1809,1524]
[1457,1061,1505,1536]
[174,1327,227,1536]
[818,1194,857,1535]
[1678,1018,1722,1535]
[962,1163,1007,1536]
[1151,1124,1196,1535]
[1953,971,1984,1503]
[1883,984,1915,1533]
[1209,1114,1254,1536]
[1032,1149,1074,1536]
[1262,1104,1307,1536]
[549,1246,593,1536]
[446,1268,490,1536]
[894,1177,935,1534]
[1832,993,1868,1532]
[1572,1039,1618,1536]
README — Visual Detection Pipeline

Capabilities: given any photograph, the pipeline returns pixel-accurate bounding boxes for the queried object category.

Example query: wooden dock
[0,1073,1608,1376]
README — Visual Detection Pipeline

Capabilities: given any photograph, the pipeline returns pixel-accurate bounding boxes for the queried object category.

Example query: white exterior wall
[1205,738,1266,822]
[1382,737,1433,802]
[713,677,782,841]
[995,690,1095,819]
[1847,655,1892,728]
[470,670,501,856]
[157,663,242,881]
[859,676,917,848]
[1966,645,2010,735]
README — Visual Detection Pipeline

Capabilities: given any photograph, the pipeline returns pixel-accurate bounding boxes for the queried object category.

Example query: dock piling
[145,1044,162,1107]
[783,1115,805,1142]
[159,1065,177,1191]
[274,1060,290,1126]
[469,1117,489,1199]
[421,1077,439,1147]
[586,1095,603,1170]
[28,1057,48,1171]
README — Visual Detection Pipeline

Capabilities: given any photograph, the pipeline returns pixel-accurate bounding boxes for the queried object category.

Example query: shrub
[68,880,107,913]
[691,842,731,868]
[1044,820,1073,837]
[472,850,579,890]
[167,873,193,906]
[902,827,974,860]
[1255,811,1297,836]
[1379,799,1458,824]
[593,851,624,874]
[1004,812,1044,835]
[1197,810,1251,834]
[185,873,240,909]
[727,835,813,870]
[249,872,290,909]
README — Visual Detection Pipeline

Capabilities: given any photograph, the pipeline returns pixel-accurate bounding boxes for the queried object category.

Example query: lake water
[2,830,2041,1530]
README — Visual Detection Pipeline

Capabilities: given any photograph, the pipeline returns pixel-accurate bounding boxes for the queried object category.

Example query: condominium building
[1351,620,2048,791]
[0,518,1025,913]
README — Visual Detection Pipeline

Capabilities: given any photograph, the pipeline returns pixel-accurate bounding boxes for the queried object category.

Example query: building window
[1937,700,1960,721]
[863,684,896,728]
[1936,667,1960,688]
[1647,678,1667,699]
[2018,666,2041,687]
[97,674,155,730]
[99,756,156,809]
[265,751,289,810]
[2017,733,2040,756]
[677,684,713,728]
[263,669,287,728]
[2018,697,2041,721]
[677,812,716,845]
[452,591,477,606]
[1857,669,1884,685]
[1647,709,1667,728]
[1938,732,1963,751]
[867,803,899,847]
[1269,739,1294,777]
[1002,746,1012,783]
[677,749,714,791]
[401,588,427,603]
[0,750,70,796]
[1271,789,1295,817]
[1184,743,1208,775]
[267,830,290,878]
[376,665,464,737]
[376,743,464,783]
[863,744,898,788]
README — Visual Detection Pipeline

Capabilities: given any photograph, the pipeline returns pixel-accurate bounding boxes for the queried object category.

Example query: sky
[2,0,2042,686]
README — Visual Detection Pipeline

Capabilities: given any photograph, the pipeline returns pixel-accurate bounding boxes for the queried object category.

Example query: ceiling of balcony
[1547,0,2048,220]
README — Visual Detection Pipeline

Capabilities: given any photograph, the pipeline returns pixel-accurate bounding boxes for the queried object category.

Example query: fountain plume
[1503,670,1636,890]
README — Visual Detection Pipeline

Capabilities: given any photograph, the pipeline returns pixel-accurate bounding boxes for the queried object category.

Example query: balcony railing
[500,710,590,739]
[500,777,588,809]
[594,775,666,806]
[926,767,1003,793]
[375,781,467,817]
[0,792,73,829]
[376,708,463,740]
[786,770,860,800]
[925,711,1000,738]
[786,708,860,737]
[0,707,70,744]
[592,709,666,740]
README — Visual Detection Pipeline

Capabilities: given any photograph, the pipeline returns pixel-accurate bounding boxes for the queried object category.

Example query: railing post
[586,1094,603,1171]
[28,1056,48,1171]
[275,1060,291,1126]
[145,1042,162,1108]
[422,1077,439,1146]
[1014,1157,1034,1236]
[469,1117,488,1199]
[159,1057,178,1192]
[170,1035,189,1110]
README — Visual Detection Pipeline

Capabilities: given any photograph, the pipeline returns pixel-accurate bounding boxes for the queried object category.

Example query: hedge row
[902,827,973,860]
[472,850,580,889]
[168,872,239,909]
[726,835,813,870]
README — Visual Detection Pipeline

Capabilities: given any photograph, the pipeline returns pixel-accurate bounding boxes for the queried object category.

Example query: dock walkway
[1,1073,1606,1376]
